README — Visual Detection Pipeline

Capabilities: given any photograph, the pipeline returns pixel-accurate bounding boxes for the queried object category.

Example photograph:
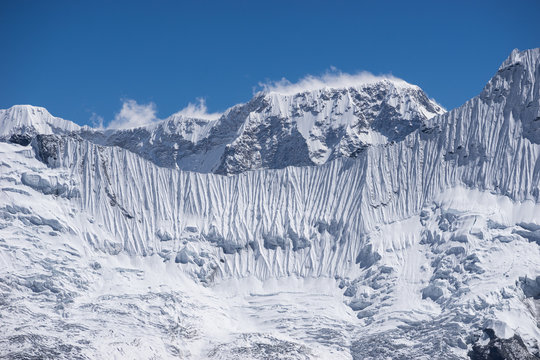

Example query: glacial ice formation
[0,48,539,359]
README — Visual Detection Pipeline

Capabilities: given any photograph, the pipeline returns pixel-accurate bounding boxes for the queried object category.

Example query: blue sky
[1,0,539,126]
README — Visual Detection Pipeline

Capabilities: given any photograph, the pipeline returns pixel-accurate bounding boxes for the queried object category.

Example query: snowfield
[1,48,540,359]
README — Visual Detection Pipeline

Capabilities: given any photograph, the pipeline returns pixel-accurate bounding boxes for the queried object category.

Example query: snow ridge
[0,105,80,140]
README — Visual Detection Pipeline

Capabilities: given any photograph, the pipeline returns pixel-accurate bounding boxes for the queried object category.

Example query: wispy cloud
[173,98,222,120]
[90,112,104,130]
[107,99,158,130]
[256,69,415,96]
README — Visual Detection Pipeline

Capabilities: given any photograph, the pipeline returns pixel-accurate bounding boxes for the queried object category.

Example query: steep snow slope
[33,48,539,272]
[1,48,540,359]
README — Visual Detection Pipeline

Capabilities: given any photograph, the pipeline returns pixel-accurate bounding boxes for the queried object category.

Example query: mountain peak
[6,104,52,116]
[0,104,80,140]
[499,48,540,71]
[212,79,445,174]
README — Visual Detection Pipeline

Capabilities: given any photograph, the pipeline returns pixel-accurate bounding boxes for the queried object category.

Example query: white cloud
[105,98,222,130]
[173,98,222,120]
[90,112,104,130]
[107,99,158,130]
[257,69,415,96]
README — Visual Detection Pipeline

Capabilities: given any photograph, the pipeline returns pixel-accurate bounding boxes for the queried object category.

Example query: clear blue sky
[1,0,539,126]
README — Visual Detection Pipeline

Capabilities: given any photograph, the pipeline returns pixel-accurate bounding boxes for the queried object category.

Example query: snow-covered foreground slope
[1,48,540,359]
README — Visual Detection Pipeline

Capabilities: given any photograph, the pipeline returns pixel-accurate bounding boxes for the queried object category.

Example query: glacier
[0,48,539,359]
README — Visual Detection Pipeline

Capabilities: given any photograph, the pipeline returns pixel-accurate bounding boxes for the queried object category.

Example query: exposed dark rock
[356,244,382,268]
[469,329,538,360]
[8,133,32,146]
[31,134,62,167]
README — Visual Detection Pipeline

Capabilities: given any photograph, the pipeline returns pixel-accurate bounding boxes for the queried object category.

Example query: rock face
[469,329,539,360]
[0,49,539,359]
[212,81,444,174]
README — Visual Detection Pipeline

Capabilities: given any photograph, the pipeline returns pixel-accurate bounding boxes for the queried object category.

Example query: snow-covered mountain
[0,104,80,144]
[2,79,444,175]
[71,78,443,174]
[1,49,539,359]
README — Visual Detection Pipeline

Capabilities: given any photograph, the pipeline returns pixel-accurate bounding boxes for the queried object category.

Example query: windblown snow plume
[0,48,539,359]
[257,69,420,95]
